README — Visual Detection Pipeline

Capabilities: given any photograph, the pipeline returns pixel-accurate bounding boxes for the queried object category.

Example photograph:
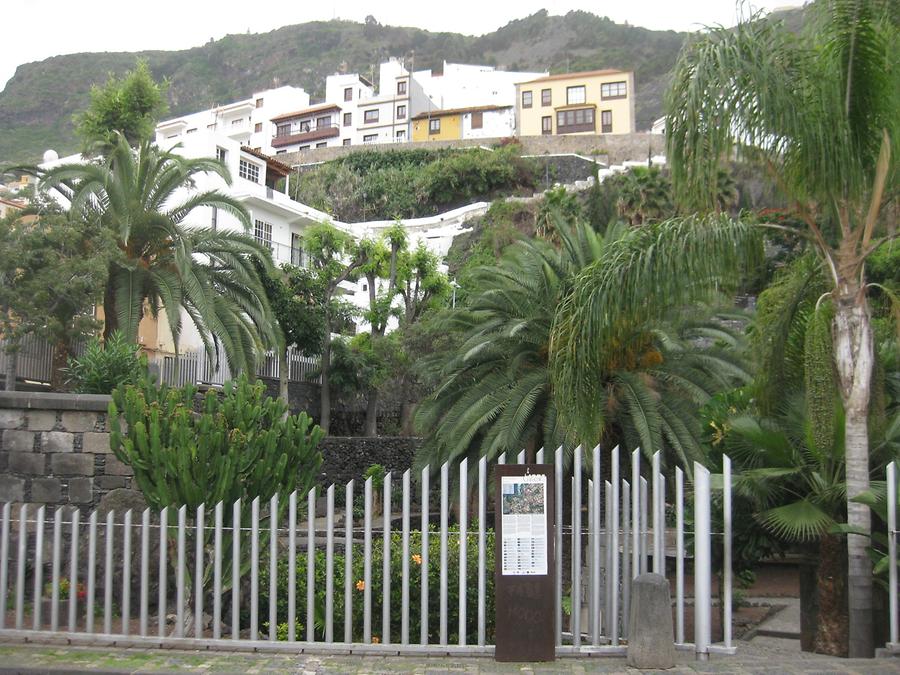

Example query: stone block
[50,453,94,476]
[104,456,133,476]
[42,431,74,453]
[627,573,677,669]
[0,476,25,502]
[96,476,126,490]
[2,430,36,453]
[26,411,57,431]
[61,411,98,432]
[31,477,62,503]
[8,452,45,475]
[68,477,93,504]
[0,410,24,430]
[83,432,112,454]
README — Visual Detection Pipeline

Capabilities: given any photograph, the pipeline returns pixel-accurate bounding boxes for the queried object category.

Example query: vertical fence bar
[326,485,335,643]
[611,447,620,645]
[890,462,898,646]
[536,447,545,463]
[344,482,354,643]
[651,452,661,574]
[306,489,315,643]
[675,467,685,645]
[439,462,449,646]
[402,470,411,645]
[85,510,96,633]
[175,505,186,638]
[140,509,149,636]
[603,482,611,641]
[723,455,733,649]
[103,509,112,634]
[158,507,168,638]
[0,503,10,630]
[517,450,526,464]
[32,506,45,631]
[587,480,594,639]
[50,507,63,631]
[287,491,296,642]
[591,445,601,645]
[363,477,372,644]
[621,480,631,639]
[478,456,487,646]
[458,458,468,646]
[572,446,582,647]
[231,500,240,640]
[420,467,429,645]
[213,502,223,640]
[640,477,649,575]
[268,495,278,642]
[694,463,711,661]
[555,446,563,646]
[68,508,79,633]
[383,472,392,645]
[122,509,132,636]
[631,449,640,581]
[193,504,204,639]
[250,497,259,640]
[498,453,506,465]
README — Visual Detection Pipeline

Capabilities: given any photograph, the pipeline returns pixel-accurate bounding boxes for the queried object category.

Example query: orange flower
[412,554,422,565]
[356,579,365,591]
[371,636,380,644]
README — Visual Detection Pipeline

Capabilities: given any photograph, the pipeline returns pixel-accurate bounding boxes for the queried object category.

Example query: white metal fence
[0,447,734,659]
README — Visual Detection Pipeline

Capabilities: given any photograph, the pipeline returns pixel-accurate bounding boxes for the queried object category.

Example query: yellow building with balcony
[515,69,636,137]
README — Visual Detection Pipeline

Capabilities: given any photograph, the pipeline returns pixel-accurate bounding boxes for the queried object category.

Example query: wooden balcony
[271,125,340,148]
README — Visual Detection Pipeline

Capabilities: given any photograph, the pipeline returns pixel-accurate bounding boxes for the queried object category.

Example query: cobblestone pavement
[0,638,898,674]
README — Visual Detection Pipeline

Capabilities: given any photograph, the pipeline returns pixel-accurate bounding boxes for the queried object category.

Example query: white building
[155,86,311,156]
[415,61,547,114]
[354,58,426,145]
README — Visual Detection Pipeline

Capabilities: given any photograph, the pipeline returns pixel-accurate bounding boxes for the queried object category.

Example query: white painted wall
[461,107,515,139]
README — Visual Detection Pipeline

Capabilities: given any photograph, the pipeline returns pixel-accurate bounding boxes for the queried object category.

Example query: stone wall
[281,133,664,168]
[0,391,421,509]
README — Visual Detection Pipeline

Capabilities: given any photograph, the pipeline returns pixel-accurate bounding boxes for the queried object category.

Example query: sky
[2,0,806,91]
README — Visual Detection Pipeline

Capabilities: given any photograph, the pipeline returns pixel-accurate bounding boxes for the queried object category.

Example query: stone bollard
[627,572,677,669]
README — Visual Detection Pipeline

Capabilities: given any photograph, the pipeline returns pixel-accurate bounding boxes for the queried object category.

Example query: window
[239,158,260,183]
[299,120,311,133]
[276,150,286,155]
[216,147,227,162]
[396,129,406,140]
[363,134,378,143]
[429,118,441,134]
[567,85,586,105]
[291,233,305,267]
[316,142,327,148]
[343,138,352,146]
[231,118,244,127]
[254,220,272,250]
[521,90,533,108]
[541,89,552,106]
[276,123,291,138]
[601,81,627,99]
[254,122,263,133]
[541,116,552,135]
[556,108,595,134]
[397,80,407,95]
[207,123,217,130]
[396,105,406,120]
[344,87,353,102]
[601,110,613,133]
[364,109,379,124]
[471,111,483,129]
[186,128,197,134]
[210,206,218,231]
[343,112,352,127]
[316,116,330,128]
[299,145,310,151]
[255,98,264,108]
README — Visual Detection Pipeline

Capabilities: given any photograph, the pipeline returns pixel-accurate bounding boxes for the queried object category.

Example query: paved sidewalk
[0,639,898,674]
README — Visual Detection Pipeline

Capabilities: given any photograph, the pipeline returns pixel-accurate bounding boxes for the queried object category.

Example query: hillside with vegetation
[0,10,701,164]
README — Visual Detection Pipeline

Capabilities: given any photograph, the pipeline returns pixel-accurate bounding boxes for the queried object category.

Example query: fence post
[458,458,468,646]
[572,445,582,648]
[694,462,711,661]
[611,446,620,645]
[326,484,335,643]
[675,467,684,645]
[68,508,79,633]
[889,462,897,646]
[723,455,733,649]
[420,467,429,645]
[478,456,487,646]
[555,446,563,646]
[439,461,449,646]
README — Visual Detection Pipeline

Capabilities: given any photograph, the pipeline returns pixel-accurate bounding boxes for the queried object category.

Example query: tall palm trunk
[364,387,378,436]
[319,336,332,434]
[102,279,118,341]
[278,347,290,419]
[814,533,849,656]
[832,278,874,658]
[3,341,17,392]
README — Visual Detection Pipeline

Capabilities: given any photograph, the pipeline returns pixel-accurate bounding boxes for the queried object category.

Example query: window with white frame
[601,81,627,99]
[239,159,260,183]
[429,118,441,134]
[364,109,379,124]
[363,134,378,143]
[291,233,305,267]
[566,85,586,105]
[254,220,273,250]
[216,147,227,162]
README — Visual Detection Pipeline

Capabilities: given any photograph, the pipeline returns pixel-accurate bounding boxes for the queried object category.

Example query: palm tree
[664,1,898,653]
[417,219,750,470]
[36,133,276,374]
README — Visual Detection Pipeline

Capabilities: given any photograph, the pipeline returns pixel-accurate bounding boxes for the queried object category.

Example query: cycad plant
[35,133,276,374]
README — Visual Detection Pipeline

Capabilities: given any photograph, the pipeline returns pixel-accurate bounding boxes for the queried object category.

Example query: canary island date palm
[664,0,898,654]
[36,133,276,373]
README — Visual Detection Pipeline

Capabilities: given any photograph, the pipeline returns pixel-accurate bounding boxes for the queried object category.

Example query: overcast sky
[3,0,806,91]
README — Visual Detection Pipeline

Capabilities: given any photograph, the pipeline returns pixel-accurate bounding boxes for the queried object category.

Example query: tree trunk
[50,338,70,392]
[364,386,378,437]
[3,342,17,392]
[278,347,290,419]
[102,281,117,340]
[400,400,417,436]
[832,282,874,657]
[814,533,849,656]
[320,337,332,434]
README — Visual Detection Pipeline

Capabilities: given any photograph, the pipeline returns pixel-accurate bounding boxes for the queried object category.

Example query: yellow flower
[371,636,380,644]
[356,579,365,591]
[412,554,422,565]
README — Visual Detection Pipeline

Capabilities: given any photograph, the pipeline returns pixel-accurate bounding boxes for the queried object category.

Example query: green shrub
[259,526,496,644]
[65,330,146,394]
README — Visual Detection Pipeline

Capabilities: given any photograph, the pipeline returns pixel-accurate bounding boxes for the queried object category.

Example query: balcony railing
[272,125,340,148]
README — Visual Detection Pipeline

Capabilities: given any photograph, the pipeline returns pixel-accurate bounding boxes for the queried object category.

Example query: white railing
[0,447,733,659]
